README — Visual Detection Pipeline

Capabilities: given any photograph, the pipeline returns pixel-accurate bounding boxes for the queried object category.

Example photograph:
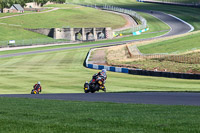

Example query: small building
[10,4,24,13]
[3,8,11,13]
[3,4,24,13]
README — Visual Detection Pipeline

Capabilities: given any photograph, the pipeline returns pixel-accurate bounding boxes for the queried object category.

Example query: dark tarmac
[0,92,200,106]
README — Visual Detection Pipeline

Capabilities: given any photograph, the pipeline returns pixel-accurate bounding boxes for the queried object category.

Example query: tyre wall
[85,48,200,79]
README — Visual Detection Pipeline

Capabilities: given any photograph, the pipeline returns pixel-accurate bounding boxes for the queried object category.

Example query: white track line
[167,14,194,32]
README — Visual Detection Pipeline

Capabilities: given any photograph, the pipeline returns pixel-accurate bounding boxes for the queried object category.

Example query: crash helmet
[101,69,106,74]
[37,81,41,85]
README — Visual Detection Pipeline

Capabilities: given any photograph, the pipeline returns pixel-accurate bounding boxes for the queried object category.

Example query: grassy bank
[0,4,126,41]
[137,12,170,33]
[0,25,53,41]
[66,0,200,30]
[0,97,200,133]
[109,52,200,74]
[0,8,126,29]
[138,31,200,54]
[0,46,199,94]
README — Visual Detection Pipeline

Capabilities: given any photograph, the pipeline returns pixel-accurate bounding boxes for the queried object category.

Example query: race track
[0,9,192,58]
[0,9,197,106]
[1,92,200,106]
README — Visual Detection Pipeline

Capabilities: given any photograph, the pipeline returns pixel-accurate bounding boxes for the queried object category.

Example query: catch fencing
[127,45,200,64]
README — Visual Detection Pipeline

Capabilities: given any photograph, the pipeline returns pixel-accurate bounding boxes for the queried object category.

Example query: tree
[34,0,49,7]
[50,0,65,4]
[0,0,8,13]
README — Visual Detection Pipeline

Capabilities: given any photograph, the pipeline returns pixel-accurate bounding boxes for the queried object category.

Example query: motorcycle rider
[91,69,107,90]
[33,81,42,93]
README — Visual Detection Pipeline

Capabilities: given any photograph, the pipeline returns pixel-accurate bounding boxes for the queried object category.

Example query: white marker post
[8,40,16,46]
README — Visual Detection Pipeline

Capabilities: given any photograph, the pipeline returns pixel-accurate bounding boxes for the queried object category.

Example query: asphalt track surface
[0,9,196,106]
[0,92,200,106]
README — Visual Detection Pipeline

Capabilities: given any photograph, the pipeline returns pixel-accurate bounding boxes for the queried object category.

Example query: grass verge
[0,97,200,133]
[138,31,200,54]
[0,46,199,94]
[66,0,200,30]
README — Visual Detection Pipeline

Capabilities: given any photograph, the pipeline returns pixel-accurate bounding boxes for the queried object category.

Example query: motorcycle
[84,75,106,93]
[31,89,40,94]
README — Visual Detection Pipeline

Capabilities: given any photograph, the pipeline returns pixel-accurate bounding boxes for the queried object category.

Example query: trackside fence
[103,4,147,34]
[127,45,200,64]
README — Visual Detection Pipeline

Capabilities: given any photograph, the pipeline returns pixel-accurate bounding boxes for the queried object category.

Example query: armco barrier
[85,48,129,74]
[85,48,200,79]
[128,69,200,79]
[133,28,149,35]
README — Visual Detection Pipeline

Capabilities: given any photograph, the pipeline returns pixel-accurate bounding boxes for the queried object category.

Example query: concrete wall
[27,28,54,38]
[54,27,113,41]
[27,27,113,41]
[54,28,72,40]
[3,8,23,13]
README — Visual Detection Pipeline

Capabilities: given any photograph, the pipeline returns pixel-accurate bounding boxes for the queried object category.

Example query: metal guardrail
[102,5,148,35]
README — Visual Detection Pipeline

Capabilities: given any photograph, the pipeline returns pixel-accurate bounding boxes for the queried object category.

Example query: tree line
[0,0,65,12]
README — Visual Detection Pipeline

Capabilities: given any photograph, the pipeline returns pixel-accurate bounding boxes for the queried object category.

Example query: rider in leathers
[33,81,42,93]
[91,69,107,90]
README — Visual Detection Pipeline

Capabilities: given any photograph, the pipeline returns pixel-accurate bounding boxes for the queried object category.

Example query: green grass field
[0,25,54,41]
[137,12,170,33]
[138,31,200,54]
[1,97,200,133]
[0,4,126,41]
[0,3,172,44]
[66,0,200,30]
[0,13,18,17]
[0,8,126,29]
[0,46,199,94]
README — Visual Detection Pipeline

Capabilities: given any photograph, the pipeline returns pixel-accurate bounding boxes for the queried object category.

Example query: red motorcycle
[84,75,106,93]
